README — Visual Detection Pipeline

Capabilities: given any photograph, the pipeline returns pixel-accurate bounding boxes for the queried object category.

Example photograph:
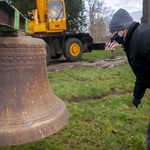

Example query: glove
[132,98,142,108]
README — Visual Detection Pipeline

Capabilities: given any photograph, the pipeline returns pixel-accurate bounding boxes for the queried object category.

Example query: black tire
[64,38,83,62]
[83,43,88,52]
[51,54,62,59]
[46,44,51,64]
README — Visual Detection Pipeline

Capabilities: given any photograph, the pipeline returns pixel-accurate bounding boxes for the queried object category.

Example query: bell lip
[0,98,69,146]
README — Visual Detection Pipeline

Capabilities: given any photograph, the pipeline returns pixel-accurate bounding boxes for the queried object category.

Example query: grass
[1,47,150,150]
[80,45,124,61]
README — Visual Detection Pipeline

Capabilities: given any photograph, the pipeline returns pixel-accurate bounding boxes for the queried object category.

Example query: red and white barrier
[105,42,115,51]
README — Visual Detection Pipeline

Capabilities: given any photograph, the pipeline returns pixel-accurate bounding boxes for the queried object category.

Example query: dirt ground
[47,56,128,72]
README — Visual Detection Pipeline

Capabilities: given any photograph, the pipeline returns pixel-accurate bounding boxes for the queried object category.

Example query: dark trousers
[146,120,150,150]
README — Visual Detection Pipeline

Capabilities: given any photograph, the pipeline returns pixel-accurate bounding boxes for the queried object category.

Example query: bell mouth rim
[0,97,69,146]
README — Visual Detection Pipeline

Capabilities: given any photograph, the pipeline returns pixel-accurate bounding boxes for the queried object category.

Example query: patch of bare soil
[47,58,83,72]
[68,88,133,103]
[47,56,128,72]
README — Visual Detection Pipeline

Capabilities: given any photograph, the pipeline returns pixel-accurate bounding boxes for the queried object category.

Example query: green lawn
[1,48,150,150]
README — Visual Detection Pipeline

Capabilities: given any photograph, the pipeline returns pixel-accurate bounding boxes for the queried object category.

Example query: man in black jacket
[109,8,150,149]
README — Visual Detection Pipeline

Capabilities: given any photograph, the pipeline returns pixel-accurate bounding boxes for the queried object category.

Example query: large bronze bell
[0,36,69,146]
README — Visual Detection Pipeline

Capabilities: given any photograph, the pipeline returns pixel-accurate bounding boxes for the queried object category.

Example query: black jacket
[123,22,150,99]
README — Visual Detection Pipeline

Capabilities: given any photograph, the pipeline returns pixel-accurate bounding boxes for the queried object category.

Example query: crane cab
[28,0,66,34]
[48,1,66,31]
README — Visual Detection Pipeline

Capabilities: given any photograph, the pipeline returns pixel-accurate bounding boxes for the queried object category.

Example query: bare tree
[85,0,114,42]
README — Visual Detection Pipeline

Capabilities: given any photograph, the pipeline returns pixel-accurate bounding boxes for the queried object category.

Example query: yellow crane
[27,0,104,63]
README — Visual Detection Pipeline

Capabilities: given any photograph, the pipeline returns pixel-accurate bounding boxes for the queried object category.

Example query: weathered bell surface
[0,36,69,146]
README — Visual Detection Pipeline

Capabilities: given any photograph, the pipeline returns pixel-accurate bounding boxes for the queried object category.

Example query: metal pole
[141,0,150,24]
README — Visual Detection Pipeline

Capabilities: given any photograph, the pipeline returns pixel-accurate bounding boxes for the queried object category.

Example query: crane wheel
[64,38,83,62]
[46,44,51,64]
[51,54,62,59]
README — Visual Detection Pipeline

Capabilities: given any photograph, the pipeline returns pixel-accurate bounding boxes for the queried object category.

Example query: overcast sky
[104,0,143,22]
